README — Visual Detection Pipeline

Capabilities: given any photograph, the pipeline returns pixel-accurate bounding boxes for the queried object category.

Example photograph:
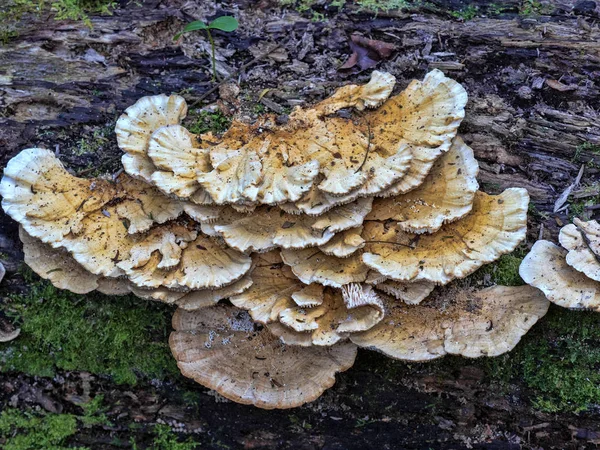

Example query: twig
[574,222,600,265]
[189,44,283,109]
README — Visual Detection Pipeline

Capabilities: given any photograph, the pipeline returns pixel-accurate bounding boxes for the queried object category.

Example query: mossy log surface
[1,0,600,448]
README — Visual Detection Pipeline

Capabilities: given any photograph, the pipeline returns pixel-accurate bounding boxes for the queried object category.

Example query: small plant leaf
[173,20,208,40]
[208,16,239,32]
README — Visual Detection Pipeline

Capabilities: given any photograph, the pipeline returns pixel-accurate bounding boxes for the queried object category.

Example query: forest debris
[553,164,584,213]
[546,78,578,92]
[249,41,288,62]
[340,33,397,70]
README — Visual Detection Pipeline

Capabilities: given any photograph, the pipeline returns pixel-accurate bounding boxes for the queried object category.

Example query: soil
[1,0,600,448]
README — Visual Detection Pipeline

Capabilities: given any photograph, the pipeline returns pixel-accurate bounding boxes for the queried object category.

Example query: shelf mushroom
[1,68,552,410]
[351,285,550,360]
[520,219,600,312]
[169,304,357,409]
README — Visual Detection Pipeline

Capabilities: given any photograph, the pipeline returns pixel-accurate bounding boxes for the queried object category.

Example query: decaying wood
[1,0,599,448]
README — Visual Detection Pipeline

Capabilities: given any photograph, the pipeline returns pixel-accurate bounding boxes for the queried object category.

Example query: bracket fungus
[169,305,357,409]
[2,69,549,409]
[520,219,600,312]
[350,285,549,361]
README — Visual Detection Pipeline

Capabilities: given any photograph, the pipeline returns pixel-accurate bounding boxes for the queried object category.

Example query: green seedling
[174,16,239,81]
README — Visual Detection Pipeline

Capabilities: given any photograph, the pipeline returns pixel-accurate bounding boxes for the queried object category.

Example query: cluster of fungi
[2,69,586,410]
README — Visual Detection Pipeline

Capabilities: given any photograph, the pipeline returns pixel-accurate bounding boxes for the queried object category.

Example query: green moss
[579,142,600,154]
[528,202,550,220]
[130,425,199,450]
[519,0,542,15]
[467,250,526,287]
[485,306,600,412]
[0,409,84,450]
[356,0,408,12]
[184,110,231,136]
[0,0,115,42]
[1,281,177,384]
[72,124,112,156]
[278,0,408,18]
[481,253,525,286]
[79,395,112,428]
[449,5,478,20]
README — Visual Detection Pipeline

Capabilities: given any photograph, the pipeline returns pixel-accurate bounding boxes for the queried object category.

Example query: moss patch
[184,110,231,136]
[1,281,177,384]
[137,424,200,450]
[466,249,526,287]
[0,409,84,450]
[1,0,115,42]
[485,306,600,412]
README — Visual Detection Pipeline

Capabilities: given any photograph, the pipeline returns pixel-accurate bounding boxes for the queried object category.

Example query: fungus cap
[0,148,115,244]
[118,231,252,290]
[366,69,468,196]
[318,227,365,258]
[559,219,600,282]
[520,240,600,311]
[114,175,184,234]
[175,275,254,310]
[271,284,384,346]
[230,251,304,323]
[367,137,479,234]
[116,94,187,155]
[280,247,369,288]
[212,197,372,253]
[351,285,549,360]
[169,304,357,409]
[362,189,529,285]
[20,227,102,294]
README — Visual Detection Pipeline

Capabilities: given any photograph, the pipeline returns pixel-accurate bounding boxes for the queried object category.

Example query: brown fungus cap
[20,226,198,304]
[559,219,600,282]
[118,230,252,290]
[169,304,357,409]
[20,226,102,294]
[318,227,365,258]
[175,275,253,310]
[147,125,211,199]
[116,94,187,155]
[520,240,600,311]
[367,137,479,234]
[350,285,549,361]
[362,189,529,285]
[113,175,184,234]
